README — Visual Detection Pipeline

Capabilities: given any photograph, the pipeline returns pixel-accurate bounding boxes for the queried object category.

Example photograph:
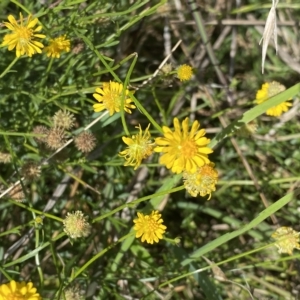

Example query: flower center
[18,28,33,46]
[144,216,158,232]
[6,292,25,300]
[180,138,197,158]
[106,91,120,110]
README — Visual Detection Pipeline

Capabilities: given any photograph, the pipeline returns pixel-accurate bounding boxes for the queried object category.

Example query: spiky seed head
[72,42,84,54]
[9,184,25,201]
[0,152,12,164]
[52,110,75,130]
[74,131,96,153]
[46,128,66,150]
[33,125,49,144]
[64,285,85,300]
[21,162,41,181]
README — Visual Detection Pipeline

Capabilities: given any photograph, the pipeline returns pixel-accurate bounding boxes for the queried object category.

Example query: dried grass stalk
[259,0,279,74]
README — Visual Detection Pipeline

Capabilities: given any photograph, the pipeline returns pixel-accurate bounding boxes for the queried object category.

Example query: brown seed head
[46,128,66,150]
[72,42,84,54]
[33,125,49,144]
[52,110,75,130]
[9,184,25,201]
[74,131,96,153]
[21,162,41,181]
[0,152,12,164]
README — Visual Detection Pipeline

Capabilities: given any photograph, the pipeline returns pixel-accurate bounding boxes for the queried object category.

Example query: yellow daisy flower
[0,280,41,300]
[272,226,300,255]
[93,81,136,116]
[133,211,167,244]
[177,64,193,81]
[119,124,154,170]
[255,81,292,117]
[183,163,218,199]
[44,35,71,58]
[154,117,213,174]
[2,13,46,57]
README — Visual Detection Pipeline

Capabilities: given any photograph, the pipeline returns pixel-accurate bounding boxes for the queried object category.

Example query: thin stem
[70,232,134,281]
[35,226,44,289]
[131,94,163,134]
[92,186,184,223]
[0,57,19,78]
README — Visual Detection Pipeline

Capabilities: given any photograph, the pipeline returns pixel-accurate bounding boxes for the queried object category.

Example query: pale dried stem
[133,39,182,90]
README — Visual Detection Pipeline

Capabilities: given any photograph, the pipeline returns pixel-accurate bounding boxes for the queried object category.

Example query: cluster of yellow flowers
[91,79,219,244]
[2,13,70,58]
[0,12,296,298]
[91,78,294,247]
[92,80,218,201]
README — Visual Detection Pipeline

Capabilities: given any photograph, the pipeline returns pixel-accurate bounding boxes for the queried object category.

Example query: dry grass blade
[260,0,279,73]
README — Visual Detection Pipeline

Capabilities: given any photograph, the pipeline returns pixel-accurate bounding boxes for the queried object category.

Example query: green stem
[0,57,19,78]
[10,0,31,15]
[121,53,138,136]
[70,232,134,281]
[10,200,63,222]
[92,186,184,223]
[35,226,44,289]
[186,0,228,89]
[131,94,163,134]
[159,242,275,289]
[39,57,54,87]
[152,85,167,124]
[0,265,12,281]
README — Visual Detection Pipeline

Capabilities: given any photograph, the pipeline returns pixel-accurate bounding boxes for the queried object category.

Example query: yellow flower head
[272,226,300,255]
[119,124,154,170]
[2,13,46,57]
[44,35,71,58]
[177,64,193,81]
[133,210,167,244]
[93,81,136,116]
[255,81,292,117]
[183,163,218,199]
[154,117,213,174]
[0,280,41,300]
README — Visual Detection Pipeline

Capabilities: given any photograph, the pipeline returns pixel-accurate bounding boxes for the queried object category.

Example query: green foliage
[0,0,300,299]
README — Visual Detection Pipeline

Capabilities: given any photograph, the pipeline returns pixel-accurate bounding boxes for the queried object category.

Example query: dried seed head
[52,110,75,130]
[72,42,84,54]
[9,184,25,201]
[0,152,11,164]
[21,162,41,181]
[63,211,91,239]
[46,128,66,150]
[160,63,173,75]
[33,125,49,144]
[64,285,84,300]
[74,131,96,153]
